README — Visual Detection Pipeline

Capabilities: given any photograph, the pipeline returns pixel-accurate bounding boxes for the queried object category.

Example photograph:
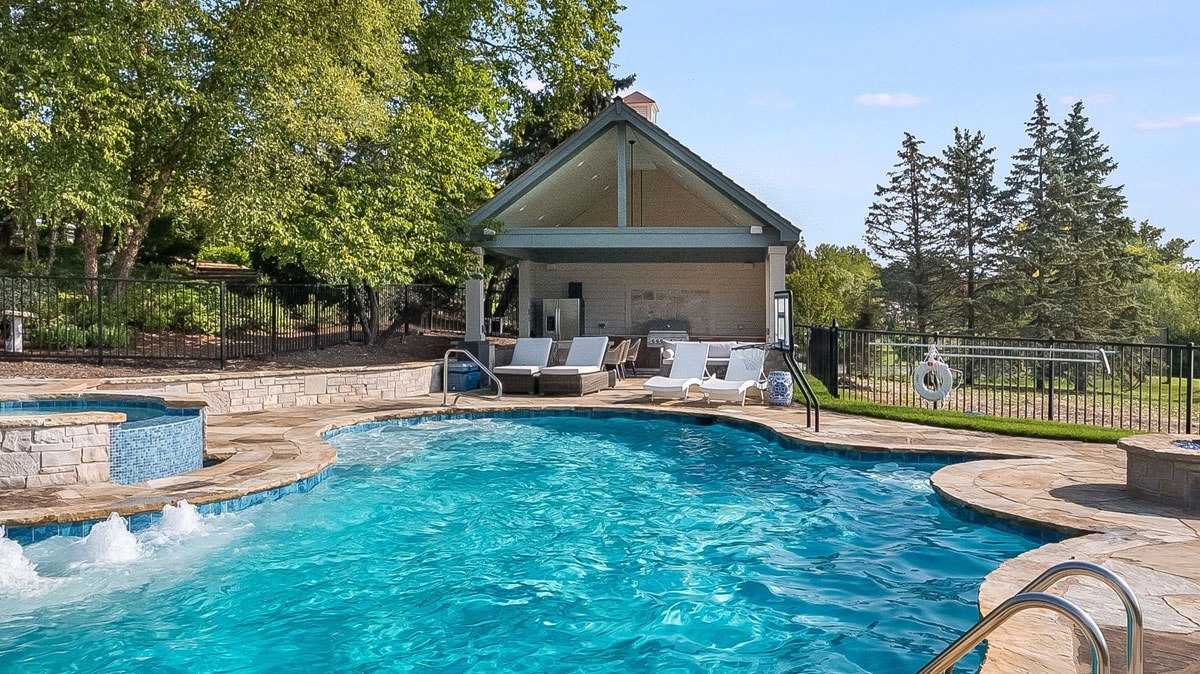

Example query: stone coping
[96,360,441,386]
[0,392,207,429]
[1120,433,1200,464]
[1,385,1197,674]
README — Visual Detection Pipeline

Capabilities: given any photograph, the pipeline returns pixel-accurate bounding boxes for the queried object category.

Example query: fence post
[404,285,410,335]
[312,293,319,349]
[270,286,278,354]
[96,277,104,367]
[1046,337,1055,421]
[1188,342,1195,435]
[346,283,353,343]
[218,282,227,369]
[829,320,840,398]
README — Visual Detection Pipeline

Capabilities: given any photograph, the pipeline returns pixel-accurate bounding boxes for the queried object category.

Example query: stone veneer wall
[0,422,111,489]
[98,363,442,415]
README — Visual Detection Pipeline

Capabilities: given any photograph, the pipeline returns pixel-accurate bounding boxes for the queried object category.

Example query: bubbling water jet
[80,513,139,564]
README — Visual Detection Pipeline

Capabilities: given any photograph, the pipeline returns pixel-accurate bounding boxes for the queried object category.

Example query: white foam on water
[77,513,140,564]
[0,526,52,596]
[150,500,203,539]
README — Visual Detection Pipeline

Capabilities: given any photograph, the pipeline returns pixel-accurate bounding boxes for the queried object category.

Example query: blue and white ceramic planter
[766,371,793,406]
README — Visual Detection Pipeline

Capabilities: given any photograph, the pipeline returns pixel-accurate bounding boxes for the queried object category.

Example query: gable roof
[620,91,655,104]
[469,100,800,241]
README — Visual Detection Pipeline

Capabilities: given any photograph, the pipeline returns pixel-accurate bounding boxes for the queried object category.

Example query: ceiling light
[591,173,598,180]
[538,215,545,221]
[576,160,585,167]
[519,205,526,212]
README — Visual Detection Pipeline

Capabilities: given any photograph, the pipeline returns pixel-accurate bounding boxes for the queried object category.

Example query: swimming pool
[0,413,1042,673]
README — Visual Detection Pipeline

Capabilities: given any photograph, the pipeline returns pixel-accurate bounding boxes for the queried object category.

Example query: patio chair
[491,338,554,394]
[624,338,642,376]
[643,342,710,400]
[539,337,611,396]
[699,344,767,405]
[602,339,631,380]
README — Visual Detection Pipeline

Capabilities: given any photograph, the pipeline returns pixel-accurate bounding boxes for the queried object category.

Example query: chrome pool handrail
[1018,561,1142,674]
[442,348,503,406]
[914,592,1110,674]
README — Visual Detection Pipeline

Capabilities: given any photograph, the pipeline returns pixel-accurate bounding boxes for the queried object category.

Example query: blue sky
[611,0,1200,253]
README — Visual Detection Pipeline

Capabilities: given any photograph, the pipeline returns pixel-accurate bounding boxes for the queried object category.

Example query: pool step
[913,561,1141,674]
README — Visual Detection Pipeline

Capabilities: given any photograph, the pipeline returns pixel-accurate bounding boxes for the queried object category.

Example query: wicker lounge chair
[492,338,553,394]
[539,336,610,396]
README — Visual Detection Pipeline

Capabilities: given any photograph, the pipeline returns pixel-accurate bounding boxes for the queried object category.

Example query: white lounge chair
[492,338,554,394]
[699,345,767,405]
[643,342,710,400]
[539,336,611,395]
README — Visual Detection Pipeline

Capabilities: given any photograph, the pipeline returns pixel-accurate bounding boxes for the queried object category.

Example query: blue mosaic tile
[110,415,204,484]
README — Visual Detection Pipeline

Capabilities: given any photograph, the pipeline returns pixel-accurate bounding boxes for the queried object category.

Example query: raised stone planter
[1118,434,1200,508]
[0,414,116,489]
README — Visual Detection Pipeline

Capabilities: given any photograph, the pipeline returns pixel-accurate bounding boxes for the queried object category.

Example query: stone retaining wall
[98,362,442,414]
[0,419,113,489]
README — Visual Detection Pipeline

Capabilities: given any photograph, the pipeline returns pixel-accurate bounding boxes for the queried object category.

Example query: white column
[765,246,787,342]
[518,259,534,337]
[465,247,486,342]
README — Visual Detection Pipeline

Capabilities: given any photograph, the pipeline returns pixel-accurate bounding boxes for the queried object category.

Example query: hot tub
[0,395,205,489]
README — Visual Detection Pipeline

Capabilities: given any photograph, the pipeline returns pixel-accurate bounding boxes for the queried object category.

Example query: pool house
[464,93,802,362]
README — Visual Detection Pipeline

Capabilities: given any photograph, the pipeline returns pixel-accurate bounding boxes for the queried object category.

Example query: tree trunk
[45,219,60,271]
[24,215,38,266]
[79,220,99,296]
[352,283,382,345]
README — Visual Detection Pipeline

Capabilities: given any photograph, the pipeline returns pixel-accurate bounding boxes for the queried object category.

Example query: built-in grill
[645,319,690,349]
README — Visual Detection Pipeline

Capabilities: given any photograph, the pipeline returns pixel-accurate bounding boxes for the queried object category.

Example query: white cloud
[1135,115,1200,130]
[1057,94,1117,106]
[747,92,796,110]
[854,93,927,107]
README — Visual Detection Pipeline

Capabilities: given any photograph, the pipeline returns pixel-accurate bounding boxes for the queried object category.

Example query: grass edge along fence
[0,275,468,368]
[802,324,1196,435]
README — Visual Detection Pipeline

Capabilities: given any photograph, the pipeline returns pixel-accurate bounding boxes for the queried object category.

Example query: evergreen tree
[1053,101,1144,339]
[941,127,1003,334]
[1001,94,1067,337]
[864,133,949,333]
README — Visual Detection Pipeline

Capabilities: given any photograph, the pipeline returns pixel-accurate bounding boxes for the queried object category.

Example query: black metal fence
[802,325,1197,434]
[0,275,466,367]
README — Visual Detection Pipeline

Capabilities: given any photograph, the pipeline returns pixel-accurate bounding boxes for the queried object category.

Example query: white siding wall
[529,262,765,338]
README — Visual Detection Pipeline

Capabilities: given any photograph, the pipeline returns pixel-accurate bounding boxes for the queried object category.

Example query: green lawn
[798,375,1138,444]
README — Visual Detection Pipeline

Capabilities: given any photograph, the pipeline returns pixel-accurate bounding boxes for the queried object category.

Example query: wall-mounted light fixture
[750,225,763,235]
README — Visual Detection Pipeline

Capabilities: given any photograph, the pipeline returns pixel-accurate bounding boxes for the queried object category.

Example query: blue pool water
[0,414,1041,673]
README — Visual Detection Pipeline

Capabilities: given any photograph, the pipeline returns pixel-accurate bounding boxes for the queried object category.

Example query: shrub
[198,244,252,267]
[27,321,90,350]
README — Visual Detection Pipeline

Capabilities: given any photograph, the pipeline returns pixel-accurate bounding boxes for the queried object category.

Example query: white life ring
[913,360,954,401]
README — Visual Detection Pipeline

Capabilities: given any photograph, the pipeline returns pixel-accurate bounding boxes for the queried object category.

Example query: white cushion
[540,365,603,375]
[493,365,540,376]
[643,376,702,392]
[564,337,610,368]
[703,341,742,359]
[509,338,553,368]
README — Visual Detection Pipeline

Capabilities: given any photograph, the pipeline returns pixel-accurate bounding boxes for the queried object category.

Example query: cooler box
[447,361,482,392]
